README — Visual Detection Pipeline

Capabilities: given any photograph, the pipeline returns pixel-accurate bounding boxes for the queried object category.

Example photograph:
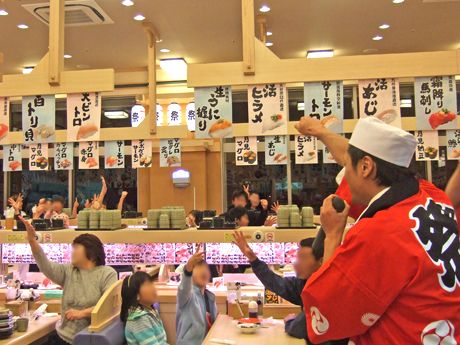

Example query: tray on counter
[144,227,183,231]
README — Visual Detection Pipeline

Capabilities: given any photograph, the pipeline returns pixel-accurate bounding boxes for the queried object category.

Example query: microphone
[312,197,346,256]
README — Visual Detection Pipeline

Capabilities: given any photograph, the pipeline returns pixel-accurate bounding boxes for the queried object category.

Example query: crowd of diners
[7,115,460,345]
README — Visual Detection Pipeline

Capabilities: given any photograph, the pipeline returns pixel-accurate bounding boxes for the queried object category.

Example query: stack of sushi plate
[0,309,13,340]
[170,208,187,229]
[147,209,162,229]
[78,209,90,229]
[277,205,301,228]
[89,210,100,229]
[159,214,170,228]
[302,207,315,228]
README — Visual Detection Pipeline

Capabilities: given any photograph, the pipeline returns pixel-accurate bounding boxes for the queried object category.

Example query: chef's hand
[320,194,350,240]
[260,199,268,210]
[284,314,296,324]
[232,230,257,262]
[264,216,277,227]
[186,244,206,273]
[294,116,325,138]
[65,309,86,321]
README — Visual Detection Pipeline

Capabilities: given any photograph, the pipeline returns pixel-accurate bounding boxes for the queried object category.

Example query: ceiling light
[64,54,72,59]
[160,48,170,53]
[393,0,404,3]
[104,111,129,119]
[159,58,187,74]
[267,31,273,36]
[77,64,90,69]
[122,0,134,6]
[0,10,8,16]
[23,67,34,74]
[260,5,270,12]
[134,14,145,21]
[379,24,390,29]
[307,50,334,58]
[373,36,383,41]
[265,42,273,47]
[297,102,305,111]
[363,48,378,54]
[18,24,28,29]
[400,99,412,108]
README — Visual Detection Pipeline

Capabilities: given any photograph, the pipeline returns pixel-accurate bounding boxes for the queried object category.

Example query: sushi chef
[295,117,460,344]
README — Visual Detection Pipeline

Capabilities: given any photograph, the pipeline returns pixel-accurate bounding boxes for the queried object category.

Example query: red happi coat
[302,178,460,345]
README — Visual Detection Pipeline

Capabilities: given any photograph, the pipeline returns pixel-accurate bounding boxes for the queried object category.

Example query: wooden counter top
[203,315,306,345]
[0,316,59,345]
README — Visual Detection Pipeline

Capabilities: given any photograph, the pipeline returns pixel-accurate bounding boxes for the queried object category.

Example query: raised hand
[186,244,206,272]
[121,191,128,198]
[19,216,37,243]
[73,197,80,209]
[243,184,250,196]
[264,215,277,227]
[260,199,268,210]
[232,230,257,261]
[270,201,281,213]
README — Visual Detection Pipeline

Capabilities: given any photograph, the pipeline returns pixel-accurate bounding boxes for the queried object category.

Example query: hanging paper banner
[29,143,49,171]
[159,139,181,167]
[195,86,233,138]
[295,135,318,164]
[157,104,163,127]
[265,135,288,165]
[0,97,10,144]
[304,81,343,133]
[79,141,99,169]
[105,141,125,169]
[131,104,145,128]
[67,92,101,142]
[248,83,288,136]
[415,130,439,161]
[167,103,182,126]
[446,130,460,160]
[3,144,22,172]
[323,146,337,164]
[55,143,73,170]
[186,102,196,132]
[132,139,152,168]
[415,76,458,130]
[235,136,257,166]
[22,95,56,143]
[358,78,401,128]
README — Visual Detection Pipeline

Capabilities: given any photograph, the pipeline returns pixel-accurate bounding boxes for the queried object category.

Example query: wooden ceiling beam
[48,0,65,85]
[256,15,267,45]
[242,0,255,76]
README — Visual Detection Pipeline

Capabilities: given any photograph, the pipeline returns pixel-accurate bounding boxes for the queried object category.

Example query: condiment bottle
[257,291,263,317]
[248,301,258,319]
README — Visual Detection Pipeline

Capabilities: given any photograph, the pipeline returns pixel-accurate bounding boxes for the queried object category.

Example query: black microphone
[312,197,346,256]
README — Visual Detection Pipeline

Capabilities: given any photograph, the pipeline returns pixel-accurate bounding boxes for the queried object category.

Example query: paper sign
[3,144,22,172]
[186,102,196,132]
[213,277,225,290]
[323,146,337,164]
[295,135,318,164]
[54,143,73,170]
[22,95,56,143]
[265,135,288,165]
[304,81,343,133]
[157,104,163,127]
[235,136,258,166]
[415,76,458,130]
[195,86,233,138]
[223,232,235,243]
[265,232,275,242]
[0,97,10,144]
[131,104,145,128]
[446,130,460,160]
[132,139,152,168]
[358,78,401,128]
[105,140,125,169]
[160,138,181,167]
[167,103,182,126]
[248,83,288,135]
[29,143,49,171]
[7,234,26,243]
[415,130,439,161]
[79,141,99,169]
[67,92,101,142]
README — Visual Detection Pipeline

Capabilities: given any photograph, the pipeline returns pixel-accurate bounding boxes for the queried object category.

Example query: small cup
[15,318,28,332]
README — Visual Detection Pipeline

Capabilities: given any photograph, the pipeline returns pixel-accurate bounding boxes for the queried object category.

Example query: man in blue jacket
[233,231,348,345]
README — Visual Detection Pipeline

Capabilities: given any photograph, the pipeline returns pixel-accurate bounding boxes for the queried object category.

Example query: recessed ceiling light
[160,48,170,53]
[393,0,404,3]
[64,54,72,59]
[159,58,187,74]
[23,67,34,74]
[104,111,129,119]
[260,5,270,12]
[266,42,273,47]
[307,50,334,58]
[122,0,134,6]
[18,24,28,29]
[373,36,383,41]
[0,10,8,16]
[134,14,145,21]
[267,31,273,36]
[379,24,390,29]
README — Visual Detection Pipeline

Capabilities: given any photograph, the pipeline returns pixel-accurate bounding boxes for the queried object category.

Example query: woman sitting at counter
[19,216,118,345]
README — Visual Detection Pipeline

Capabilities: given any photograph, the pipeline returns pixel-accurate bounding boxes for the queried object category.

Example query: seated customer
[20,217,117,345]
[176,244,217,345]
[188,210,203,227]
[121,271,167,345]
[222,190,276,226]
[44,196,70,228]
[228,206,249,227]
[232,231,348,345]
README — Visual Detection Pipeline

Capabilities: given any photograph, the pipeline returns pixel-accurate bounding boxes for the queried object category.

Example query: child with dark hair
[43,195,70,228]
[188,210,203,227]
[228,206,249,227]
[121,271,167,345]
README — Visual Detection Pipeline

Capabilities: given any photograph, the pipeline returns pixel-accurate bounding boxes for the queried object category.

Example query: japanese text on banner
[304,81,343,133]
[160,139,181,167]
[3,144,22,172]
[186,102,196,132]
[22,95,56,143]
[167,103,182,126]
[29,144,49,171]
[132,139,152,168]
[248,83,288,136]
[265,135,288,165]
[415,76,458,130]
[358,78,401,128]
[131,105,145,128]
[235,136,257,166]
[79,141,99,169]
[54,143,73,170]
[295,135,318,164]
[0,97,10,144]
[415,130,439,162]
[195,86,233,138]
[105,141,125,169]
[67,92,101,142]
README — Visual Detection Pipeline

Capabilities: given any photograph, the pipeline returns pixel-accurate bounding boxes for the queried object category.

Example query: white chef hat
[349,117,417,168]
